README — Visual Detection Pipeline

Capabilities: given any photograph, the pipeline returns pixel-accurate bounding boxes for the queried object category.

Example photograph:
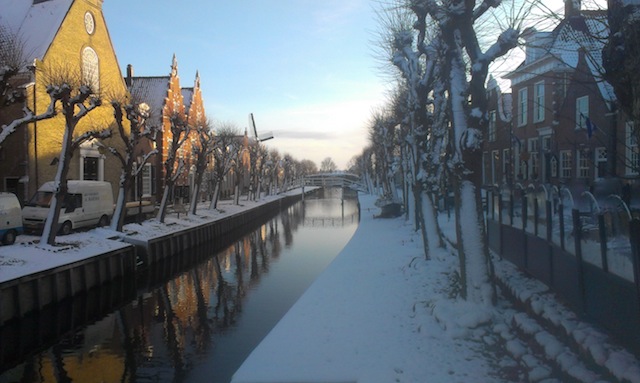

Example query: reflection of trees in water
[5,201,319,382]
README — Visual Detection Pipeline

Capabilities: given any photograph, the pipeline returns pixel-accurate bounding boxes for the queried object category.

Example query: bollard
[572,209,586,313]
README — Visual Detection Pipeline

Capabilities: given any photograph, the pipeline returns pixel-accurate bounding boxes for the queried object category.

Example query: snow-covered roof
[0,0,73,64]
[507,10,616,106]
[128,76,169,127]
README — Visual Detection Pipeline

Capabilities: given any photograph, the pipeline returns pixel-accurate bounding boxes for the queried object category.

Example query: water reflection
[0,189,359,383]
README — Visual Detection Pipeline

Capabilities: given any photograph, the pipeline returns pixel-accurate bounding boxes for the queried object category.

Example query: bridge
[301,172,367,191]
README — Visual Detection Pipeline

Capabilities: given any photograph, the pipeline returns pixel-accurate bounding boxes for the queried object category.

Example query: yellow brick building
[0,0,129,202]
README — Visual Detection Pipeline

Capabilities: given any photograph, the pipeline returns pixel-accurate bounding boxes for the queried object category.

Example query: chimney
[565,0,581,18]
[126,64,133,87]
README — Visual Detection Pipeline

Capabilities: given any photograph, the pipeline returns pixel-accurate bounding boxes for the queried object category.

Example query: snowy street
[232,193,640,383]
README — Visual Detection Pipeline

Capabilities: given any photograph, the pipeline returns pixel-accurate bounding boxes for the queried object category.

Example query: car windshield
[26,191,53,207]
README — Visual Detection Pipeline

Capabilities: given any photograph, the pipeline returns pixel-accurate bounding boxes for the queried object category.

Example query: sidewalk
[232,193,640,383]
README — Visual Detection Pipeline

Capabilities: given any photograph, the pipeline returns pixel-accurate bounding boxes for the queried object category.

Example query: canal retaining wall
[0,193,305,326]
[0,245,136,325]
[123,195,301,267]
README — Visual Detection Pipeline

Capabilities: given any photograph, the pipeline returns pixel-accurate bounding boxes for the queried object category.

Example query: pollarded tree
[38,64,112,245]
[107,99,158,231]
[604,0,640,161]
[383,6,444,259]
[158,113,190,223]
[209,124,239,210]
[190,119,215,215]
[248,142,268,201]
[408,0,520,304]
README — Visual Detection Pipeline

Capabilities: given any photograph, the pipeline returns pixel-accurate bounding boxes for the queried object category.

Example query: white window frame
[533,81,545,122]
[81,46,100,92]
[560,150,572,179]
[488,110,496,142]
[595,146,607,179]
[518,87,528,127]
[491,150,499,185]
[529,138,539,179]
[576,96,589,130]
[577,149,590,178]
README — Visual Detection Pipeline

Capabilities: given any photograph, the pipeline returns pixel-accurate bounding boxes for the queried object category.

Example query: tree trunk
[158,183,173,223]
[209,182,221,210]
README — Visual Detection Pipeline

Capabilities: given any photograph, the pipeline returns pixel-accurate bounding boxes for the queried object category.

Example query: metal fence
[485,185,640,355]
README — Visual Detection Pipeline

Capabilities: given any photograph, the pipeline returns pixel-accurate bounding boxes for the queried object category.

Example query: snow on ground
[232,193,640,383]
[0,192,296,284]
[2,189,640,382]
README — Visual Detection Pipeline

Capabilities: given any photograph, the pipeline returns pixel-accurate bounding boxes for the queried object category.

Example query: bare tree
[37,64,111,245]
[106,99,158,231]
[265,149,281,195]
[158,113,189,223]
[248,142,268,201]
[232,133,249,204]
[190,119,215,215]
[320,157,337,173]
[0,27,58,144]
[208,124,239,210]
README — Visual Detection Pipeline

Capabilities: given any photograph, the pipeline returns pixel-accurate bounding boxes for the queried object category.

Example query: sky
[102,1,389,170]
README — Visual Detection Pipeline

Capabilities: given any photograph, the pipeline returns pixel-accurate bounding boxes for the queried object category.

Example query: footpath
[232,193,640,383]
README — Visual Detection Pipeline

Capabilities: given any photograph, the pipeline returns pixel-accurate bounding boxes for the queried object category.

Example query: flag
[585,117,594,139]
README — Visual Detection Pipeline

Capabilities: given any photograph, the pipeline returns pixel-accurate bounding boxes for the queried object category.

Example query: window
[529,138,539,179]
[560,150,572,178]
[488,110,496,142]
[518,88,528,127]
[491,150,499,184]
[82,47,100,92]
[534,81,545,122]
[502,148,510,182]
[576,96,589,130]
[550,156,558,178]
[83,157,99,180]
[626,122,639,175]
[595,147,607,178]
[577,149,590,178]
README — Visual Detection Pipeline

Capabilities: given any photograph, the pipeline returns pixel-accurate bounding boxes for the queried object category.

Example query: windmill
[249,113,273,142]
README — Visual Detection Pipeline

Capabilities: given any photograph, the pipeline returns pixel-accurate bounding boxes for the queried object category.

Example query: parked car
[22,181,114,235]
[0,192,23,245]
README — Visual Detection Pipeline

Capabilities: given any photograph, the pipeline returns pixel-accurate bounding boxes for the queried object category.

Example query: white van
[22,181,114,235]
[0,192,23,245]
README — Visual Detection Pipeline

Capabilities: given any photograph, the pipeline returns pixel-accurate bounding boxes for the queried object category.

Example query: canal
[0,188,359,383]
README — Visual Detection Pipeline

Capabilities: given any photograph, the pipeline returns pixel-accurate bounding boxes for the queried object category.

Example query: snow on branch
[480,28,519,65]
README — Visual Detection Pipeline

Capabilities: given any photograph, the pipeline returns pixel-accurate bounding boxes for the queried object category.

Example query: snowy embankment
[0,191,303,284]
[232,193,640,383]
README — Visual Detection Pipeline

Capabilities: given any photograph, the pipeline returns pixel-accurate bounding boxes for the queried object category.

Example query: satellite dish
[249,113,274,142]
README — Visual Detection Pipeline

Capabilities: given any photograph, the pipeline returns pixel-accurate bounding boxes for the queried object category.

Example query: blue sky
[103,1,388,169]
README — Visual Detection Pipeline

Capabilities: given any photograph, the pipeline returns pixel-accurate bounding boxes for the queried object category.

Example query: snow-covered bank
[232,193,640,383]
[232,193,503,382]
[0,191,305,284]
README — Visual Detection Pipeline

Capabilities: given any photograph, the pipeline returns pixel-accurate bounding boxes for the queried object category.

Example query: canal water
[0,188,359,383]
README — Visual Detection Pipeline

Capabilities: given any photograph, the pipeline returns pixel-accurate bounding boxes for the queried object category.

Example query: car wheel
[2,230,16,245]
[59,221,72,235]
[98,215,109,227]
